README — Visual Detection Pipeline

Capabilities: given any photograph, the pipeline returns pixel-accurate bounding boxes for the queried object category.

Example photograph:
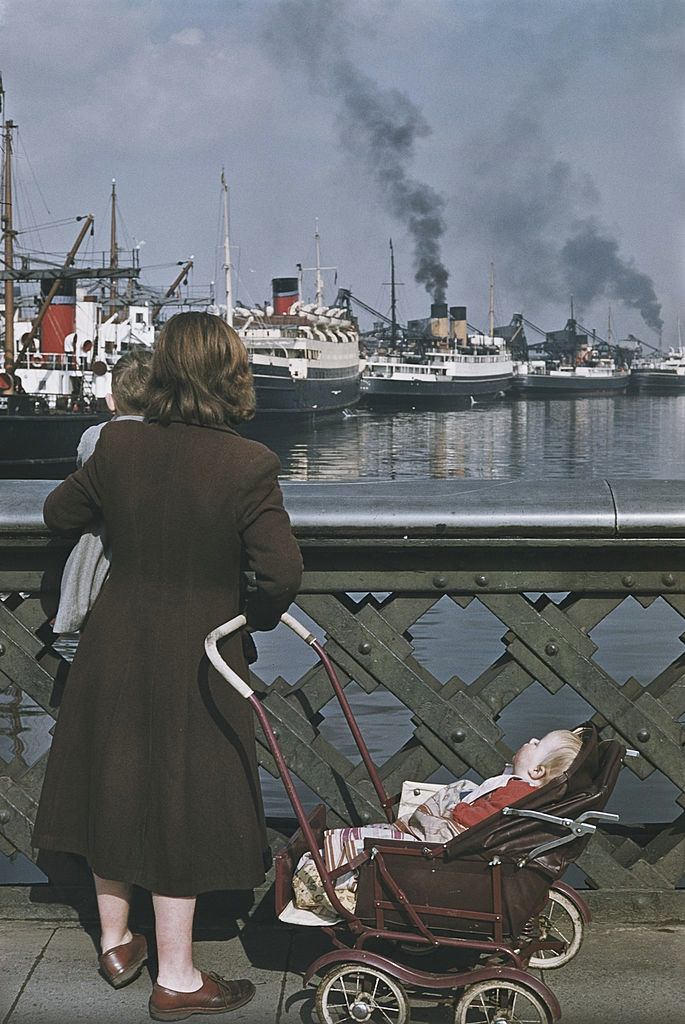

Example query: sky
[1,0,683,344]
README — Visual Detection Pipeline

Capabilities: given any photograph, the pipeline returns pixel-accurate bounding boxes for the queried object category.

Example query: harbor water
[2,392,684,883]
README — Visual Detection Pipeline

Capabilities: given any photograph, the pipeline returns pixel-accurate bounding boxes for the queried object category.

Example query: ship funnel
[430,301,449,339]
[450,305,467,344]
[40,277,76,354]
[272,277,299,315]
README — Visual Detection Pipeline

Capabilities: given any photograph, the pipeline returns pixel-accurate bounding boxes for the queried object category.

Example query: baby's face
[513,731,565,782]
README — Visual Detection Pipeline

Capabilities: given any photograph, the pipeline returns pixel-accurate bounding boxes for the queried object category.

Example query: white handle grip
[280,611,317,644]
[204,612,319,699]
[204,614,254,699]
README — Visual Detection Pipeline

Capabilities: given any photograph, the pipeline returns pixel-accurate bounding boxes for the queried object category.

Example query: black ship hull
[630,370,685,394]
[0,401,109,479]
[512,373,629,396]
[251,365,360,417]
[360,373,512,410]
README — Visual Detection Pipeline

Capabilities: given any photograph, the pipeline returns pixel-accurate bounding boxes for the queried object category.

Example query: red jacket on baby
[450,777,535,829]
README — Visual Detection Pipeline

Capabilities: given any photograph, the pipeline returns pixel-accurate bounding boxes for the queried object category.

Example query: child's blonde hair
[539,730,582,780]
[111,348,152,415]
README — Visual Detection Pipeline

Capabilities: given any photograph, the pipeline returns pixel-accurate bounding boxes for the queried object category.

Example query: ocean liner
[234,279,360,416]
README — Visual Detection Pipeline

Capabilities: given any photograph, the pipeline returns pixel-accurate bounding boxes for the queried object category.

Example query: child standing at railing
[52,348,152,634]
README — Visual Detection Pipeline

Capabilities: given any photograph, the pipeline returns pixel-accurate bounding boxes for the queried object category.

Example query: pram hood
[442,722,624,880]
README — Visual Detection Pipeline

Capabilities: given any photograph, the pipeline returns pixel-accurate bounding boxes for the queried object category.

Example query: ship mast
[607,304,614,347]
[1,78,16,376]
[109,178,118,318]
[221,169,233,326]
[314,219,324,306]
[488,261,495,338]
[389,238,397,347]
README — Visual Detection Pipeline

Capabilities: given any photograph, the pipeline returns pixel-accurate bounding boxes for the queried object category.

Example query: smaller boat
[513,357,630,395]
[512,311,629,396]
[631,349,685,393]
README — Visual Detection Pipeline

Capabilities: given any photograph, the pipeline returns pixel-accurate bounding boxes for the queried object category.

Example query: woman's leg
[152,893,203,992]
[93,872,133,952]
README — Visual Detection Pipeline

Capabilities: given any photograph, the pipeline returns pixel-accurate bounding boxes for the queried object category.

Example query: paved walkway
[1,920,682,1023]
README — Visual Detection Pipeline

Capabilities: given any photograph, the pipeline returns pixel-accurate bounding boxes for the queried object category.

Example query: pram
[206,613,626,1024]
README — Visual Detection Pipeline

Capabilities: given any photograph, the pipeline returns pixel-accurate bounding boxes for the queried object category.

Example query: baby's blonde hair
[539,730,582,780]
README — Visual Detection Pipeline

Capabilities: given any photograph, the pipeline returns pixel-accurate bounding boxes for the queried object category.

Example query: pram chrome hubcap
[316,965,409,1024]
[454,980,552,1024]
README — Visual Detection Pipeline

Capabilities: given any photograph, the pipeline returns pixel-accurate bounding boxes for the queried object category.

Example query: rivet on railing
[0,810,11,825]
[662,573,676,587]
[475,575,488,587]
[621,575,635,588]
[432,575,447,589]
[545,642,559,656]
[271,728,279,740]
[451,729,466,744]
[358,641,372,655]
[637,728,651,743]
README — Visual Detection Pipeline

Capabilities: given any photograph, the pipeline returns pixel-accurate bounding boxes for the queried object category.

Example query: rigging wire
[16,128,51,216]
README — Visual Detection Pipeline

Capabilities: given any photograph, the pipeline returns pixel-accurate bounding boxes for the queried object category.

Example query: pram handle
[205,614,253,699]
[204,613,317,699]
[204,611,396,821]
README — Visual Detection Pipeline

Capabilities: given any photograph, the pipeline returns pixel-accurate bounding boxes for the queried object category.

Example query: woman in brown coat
[33,313,303,1019]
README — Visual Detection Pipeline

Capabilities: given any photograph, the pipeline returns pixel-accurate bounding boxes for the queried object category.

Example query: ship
[235,278,360,416]
[630,321,685,393]
[0,149,177,477]
[360,302,514,409]
[511,312,629,397]
[218,182,360,418]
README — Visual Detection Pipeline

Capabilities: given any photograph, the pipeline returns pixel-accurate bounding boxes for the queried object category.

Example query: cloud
[170,27,205,46]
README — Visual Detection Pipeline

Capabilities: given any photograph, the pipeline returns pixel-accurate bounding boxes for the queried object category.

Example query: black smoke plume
[561,220,663,333]
[265,1,449,303]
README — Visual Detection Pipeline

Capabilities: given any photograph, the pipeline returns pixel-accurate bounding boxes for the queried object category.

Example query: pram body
[206,613,625,1024]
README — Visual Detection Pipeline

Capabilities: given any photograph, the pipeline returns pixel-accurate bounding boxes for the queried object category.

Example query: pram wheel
[525,888,584,970]
[454,980,552,1024]
[316,964,410,1023]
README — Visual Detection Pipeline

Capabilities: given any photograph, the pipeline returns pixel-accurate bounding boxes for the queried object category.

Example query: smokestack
[450,306,467,344]
[272,277,299,315]
[430,302,448,339]
[40,277,76,354]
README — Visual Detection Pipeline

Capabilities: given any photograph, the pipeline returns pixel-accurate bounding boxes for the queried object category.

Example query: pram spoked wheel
[525,888,584,970]
[454,980,552,1024]
[316,964,410,1023]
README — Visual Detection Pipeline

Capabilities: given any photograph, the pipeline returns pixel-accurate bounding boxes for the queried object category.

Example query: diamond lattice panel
[317,683,415,766]
[589,596,685,685]
[409,595,507,684]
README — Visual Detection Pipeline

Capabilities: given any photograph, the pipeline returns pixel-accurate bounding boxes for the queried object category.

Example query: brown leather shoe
[149,971,255,1021]
[98,932,148,988]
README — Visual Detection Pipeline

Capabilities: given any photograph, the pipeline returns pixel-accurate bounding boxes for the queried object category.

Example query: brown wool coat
[32,418,303,896]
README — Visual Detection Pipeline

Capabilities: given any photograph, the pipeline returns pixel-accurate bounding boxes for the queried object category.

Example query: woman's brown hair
[147,312,255,425]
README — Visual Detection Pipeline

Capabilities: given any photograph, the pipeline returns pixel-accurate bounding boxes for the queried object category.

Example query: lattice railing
[1,479,684,917]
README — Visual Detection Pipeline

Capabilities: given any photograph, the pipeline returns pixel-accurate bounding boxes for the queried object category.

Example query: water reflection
[248,394,685,482]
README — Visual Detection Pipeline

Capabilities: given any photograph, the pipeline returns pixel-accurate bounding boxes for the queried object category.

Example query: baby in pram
[289,729,582,921]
